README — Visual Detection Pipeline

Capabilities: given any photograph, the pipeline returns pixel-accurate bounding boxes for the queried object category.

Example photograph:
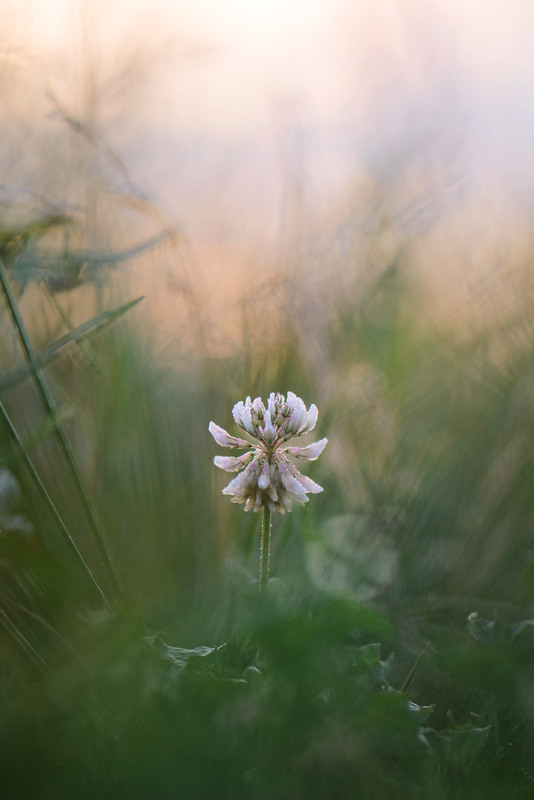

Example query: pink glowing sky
[8,0,534,248]
[21,0,531,132]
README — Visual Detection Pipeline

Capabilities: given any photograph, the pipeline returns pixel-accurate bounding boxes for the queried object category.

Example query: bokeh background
[5,0,534,350]
[2,1,534,797]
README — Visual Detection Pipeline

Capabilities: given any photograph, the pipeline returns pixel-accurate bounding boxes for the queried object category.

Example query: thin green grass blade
[0,606,50,672]
[0,398,109,607]
[0,256,123,599]
[0,592,91,672]
[0,296,143,394]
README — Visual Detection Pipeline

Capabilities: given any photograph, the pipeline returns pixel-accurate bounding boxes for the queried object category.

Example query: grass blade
[0,296,143,394]
[0,399,109,606]
[0,256,123,599]
[0,605,50,672]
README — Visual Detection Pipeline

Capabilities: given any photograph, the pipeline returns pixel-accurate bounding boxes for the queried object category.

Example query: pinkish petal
[294,473,324,494]
[285,437,328,461]
[252,396,264,416]
[263,410,276,444]
[258,461,270,489]
[209,421,250,449]
[241,405,256,436]
[213,453,253,472]
[298,403,318,434]
[280,470,308,497]
[232,401,245,425]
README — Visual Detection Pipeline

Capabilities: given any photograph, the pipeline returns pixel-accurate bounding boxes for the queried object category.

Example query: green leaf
[419,711,491,768]
[352,642,394,689]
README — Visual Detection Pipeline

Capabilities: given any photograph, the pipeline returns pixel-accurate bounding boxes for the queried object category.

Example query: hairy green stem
[259,505,272,592]
[256,506,272,668]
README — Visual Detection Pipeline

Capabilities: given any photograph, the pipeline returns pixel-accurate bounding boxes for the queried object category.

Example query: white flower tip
[257,461,270,489]
[242,405,256,436]
[286,437,328,461]
[209,421,249,449]
[312,436,328,457]
[208,421,224,441]
[231,401,244,425]
[299,474,324,494]
[263,411,276,444]
[213,455,243,472]
[304,403,318,432]
[258,474,270,489]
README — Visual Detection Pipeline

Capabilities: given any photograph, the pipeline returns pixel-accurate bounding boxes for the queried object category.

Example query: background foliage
[1,210,534,799]
[2,7,534,795]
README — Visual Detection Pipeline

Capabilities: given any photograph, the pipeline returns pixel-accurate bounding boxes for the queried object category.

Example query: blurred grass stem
[400,641,431,694]
[0,398,110,607]
[0,606,49,672]
[0,296,143,394]
[0,256,122,600]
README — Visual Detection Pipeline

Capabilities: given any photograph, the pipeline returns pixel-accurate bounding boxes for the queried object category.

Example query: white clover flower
[209,391,327,514]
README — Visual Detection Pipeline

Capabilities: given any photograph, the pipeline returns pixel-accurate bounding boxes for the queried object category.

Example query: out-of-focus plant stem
[0,606,49,672]
[0,256,123,601]
[0,398,110,608]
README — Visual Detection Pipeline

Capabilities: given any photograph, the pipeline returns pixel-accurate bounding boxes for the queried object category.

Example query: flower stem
[256,506,272,668]
[258,505,272,592]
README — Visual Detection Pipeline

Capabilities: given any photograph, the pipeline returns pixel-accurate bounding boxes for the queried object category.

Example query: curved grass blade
[0,256,123,599]
[11,231,177,292]
[0,591,92,674]
[0,213,73,261]
[0,296,143,394]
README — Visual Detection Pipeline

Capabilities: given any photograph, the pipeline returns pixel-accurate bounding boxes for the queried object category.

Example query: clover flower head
[209,391,327,514]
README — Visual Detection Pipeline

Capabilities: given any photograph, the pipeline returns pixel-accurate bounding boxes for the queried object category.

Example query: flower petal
[263,410,276,444]
[285,459,324,493]
[299,403,318,434]
[232,401,245,425]
[211,392,327,514]
[257,461,270,489]
[241,405,256,436]
[213,453,253,472]
[287,399,307,434]
[294,473,324,494]
[252,396,264,416]
[285,437,328,461]
[280,470,308,497]
[209,421,250,449]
